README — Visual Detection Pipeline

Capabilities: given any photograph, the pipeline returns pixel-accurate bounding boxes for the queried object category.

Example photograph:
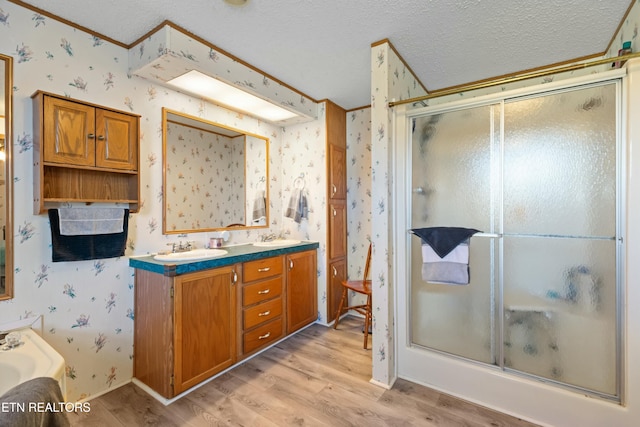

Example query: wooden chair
[333,243,372,349]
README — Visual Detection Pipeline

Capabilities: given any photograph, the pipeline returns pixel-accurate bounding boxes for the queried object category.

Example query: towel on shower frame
[411,227,480,285]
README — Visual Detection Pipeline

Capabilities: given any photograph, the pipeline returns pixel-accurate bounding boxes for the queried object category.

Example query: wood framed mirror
[0,53,13,300]
[162,108,269,234]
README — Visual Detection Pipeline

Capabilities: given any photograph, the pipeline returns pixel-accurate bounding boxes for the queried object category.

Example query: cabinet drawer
[243,297,282,330]
[243,277,282,307]
[243,318,283,354]
[243,256,283,282]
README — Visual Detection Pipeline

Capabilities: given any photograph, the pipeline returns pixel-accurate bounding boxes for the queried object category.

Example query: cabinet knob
[289,260,294,270]
[257,289,271,295]
[232,271,238,284]
[333,208,337,216]
[258,332,271,340]
[332,184,337,196]
[87,133,95,139]
[258,310,271,317]
[97,135,106,141]
[332,266,337,277]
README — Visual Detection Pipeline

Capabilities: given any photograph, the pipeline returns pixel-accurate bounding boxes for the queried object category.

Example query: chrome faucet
[261,233,277,242]
[167,241,194,253]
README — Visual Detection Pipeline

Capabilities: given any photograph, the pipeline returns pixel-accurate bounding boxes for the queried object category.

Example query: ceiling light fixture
[223,0,248,6]
[167,70,298,122]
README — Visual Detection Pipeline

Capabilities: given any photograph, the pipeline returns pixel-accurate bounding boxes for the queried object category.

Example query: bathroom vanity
[130,241,318,399]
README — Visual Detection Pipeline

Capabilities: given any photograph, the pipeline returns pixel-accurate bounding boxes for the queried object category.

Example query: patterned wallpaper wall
[345,107,371,304]
[370,42,428,385]
[0,0,329,402]
[245,134,268,226]
[165,122,245,231]
[607,0,640,58]
[278,104,329,322]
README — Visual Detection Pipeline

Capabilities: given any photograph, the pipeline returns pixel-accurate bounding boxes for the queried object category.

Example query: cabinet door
[329,144,346,200]
[95,109,138,171]
[43,96,96,167]
[327,258,347,323]
[286,250,317,334]
[329,200,347,259]
[173,266,236,394]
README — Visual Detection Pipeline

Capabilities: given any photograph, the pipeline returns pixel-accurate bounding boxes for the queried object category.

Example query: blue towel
[48,209,129,262]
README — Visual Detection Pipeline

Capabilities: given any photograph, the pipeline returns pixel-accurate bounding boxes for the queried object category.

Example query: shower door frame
[393,70,625,406]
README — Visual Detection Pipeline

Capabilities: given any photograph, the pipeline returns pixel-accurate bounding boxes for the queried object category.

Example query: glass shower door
[409,81,620,398]
[410,104,499,364]
[502,83,618,396]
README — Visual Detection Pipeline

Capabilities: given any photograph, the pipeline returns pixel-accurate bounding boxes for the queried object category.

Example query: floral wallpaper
[278,103,329,322]
[165,122,245,231]
[0,0,329,402]
[607,0,640,58]
[370,41,428,385]
[345,107,371,306]
[245,134,268,226]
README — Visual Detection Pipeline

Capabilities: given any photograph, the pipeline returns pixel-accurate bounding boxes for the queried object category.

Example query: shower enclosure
[405,79,622,400]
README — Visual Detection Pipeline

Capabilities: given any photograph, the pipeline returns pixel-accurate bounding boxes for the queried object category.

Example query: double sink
[153,239,300,262]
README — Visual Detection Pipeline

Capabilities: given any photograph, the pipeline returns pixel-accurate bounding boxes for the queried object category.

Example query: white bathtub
[0,328,66,399]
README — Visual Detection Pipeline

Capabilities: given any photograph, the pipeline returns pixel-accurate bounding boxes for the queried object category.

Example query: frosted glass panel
[411,105,495,230]
[503,84,617,237]
[408,80,620,399]
[411,237,495,364]
[503,237,617,395]
[410,105,497,364]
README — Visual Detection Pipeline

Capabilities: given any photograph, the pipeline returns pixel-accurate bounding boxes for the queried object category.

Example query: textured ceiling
[13,0,633,110]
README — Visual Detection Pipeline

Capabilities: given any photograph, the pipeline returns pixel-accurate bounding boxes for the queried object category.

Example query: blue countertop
[129,241,319,276]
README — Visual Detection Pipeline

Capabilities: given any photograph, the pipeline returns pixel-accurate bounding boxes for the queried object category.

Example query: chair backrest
[363,243,372,281]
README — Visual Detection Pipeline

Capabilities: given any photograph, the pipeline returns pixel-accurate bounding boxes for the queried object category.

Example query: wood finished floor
[68,316,539,426]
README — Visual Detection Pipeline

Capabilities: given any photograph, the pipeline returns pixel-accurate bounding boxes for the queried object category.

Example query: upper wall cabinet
[32,91,140,214]
[41,95,138,171]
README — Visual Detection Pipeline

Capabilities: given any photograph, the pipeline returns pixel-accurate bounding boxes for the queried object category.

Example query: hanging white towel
[252,190,267,221]
[58,208,125,236]
[421,240,471,285]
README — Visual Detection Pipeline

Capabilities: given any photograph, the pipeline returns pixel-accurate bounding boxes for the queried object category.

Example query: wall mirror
[0,53,13,300]
[162,108,269,234]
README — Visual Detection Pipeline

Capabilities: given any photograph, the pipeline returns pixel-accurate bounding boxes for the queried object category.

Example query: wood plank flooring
[68,316,539,426]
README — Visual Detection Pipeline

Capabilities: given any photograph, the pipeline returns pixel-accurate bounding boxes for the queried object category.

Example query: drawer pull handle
[258,267,271,272]
[257,289,270,295]
[258,332,271,340]
[258,310,271,317]
[332,184,337,196]
[332,266,337,277]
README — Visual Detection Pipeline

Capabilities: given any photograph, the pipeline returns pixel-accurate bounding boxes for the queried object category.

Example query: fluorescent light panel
[167,70,298,122]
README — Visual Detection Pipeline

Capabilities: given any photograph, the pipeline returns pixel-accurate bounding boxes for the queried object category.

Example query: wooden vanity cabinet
[286,250,318,334]
[32,91,140,214]
[240,256,285,357]
[133,247,317,399]
[134,266,237,398]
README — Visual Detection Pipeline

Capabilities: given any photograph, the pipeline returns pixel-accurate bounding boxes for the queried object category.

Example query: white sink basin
[153,248,228,262]
[252,239,300,247]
